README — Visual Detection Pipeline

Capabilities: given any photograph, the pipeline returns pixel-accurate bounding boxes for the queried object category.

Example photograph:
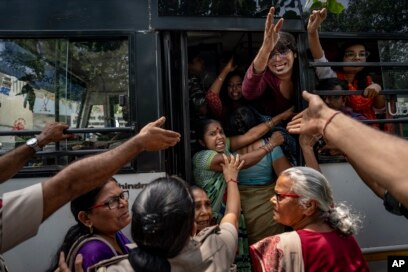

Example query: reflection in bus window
[0,38,130,169]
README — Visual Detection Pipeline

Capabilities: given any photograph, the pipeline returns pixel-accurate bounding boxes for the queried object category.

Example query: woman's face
[267,48,296,78]
[192,188,213,233]
[227,75,243,101]
[87,180,131,235]
[270,175,306,229]
[201,121,226,153]
[342,44,367,74]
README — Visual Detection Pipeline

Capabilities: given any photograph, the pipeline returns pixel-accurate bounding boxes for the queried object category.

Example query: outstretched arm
[299,134,321,171]
[206,57,236,118]
[230,106,294,151]
[0,122,74,183]
[210,131,285,172]
[42,117,180,221]
[220,154,244,230]
[287,91,408,207]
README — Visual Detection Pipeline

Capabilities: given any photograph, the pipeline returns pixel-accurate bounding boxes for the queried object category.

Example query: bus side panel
[321,163,408,270]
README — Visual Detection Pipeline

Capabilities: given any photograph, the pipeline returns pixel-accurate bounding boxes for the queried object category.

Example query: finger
[289,110,304,122]
[302,90,313,102]
[222,153,228,164]
[233,154,240,167]
[229,154,236,165]
[274,18,284,33]
[265,8,274,33]
[74,254,83,272]
[237,159,245,170]
[152,116,166,128]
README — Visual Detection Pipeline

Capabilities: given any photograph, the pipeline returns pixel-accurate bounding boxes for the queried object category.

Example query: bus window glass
[159,0,302,18]
[318,0,407,33]
[0,38,130,170]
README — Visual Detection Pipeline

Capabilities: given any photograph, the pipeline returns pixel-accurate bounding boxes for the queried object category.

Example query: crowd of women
[51,6,392,272]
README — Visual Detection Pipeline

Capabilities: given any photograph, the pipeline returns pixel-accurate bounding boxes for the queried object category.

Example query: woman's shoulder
[77,236,117,258]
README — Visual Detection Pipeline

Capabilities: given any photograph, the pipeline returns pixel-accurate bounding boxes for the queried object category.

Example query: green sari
[192,138,252,272]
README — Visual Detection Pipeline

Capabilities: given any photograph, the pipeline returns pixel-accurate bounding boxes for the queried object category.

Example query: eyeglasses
[344,51,370,59]
[89,191,129,210]
[274,191,300,202]
[269,49,291,61]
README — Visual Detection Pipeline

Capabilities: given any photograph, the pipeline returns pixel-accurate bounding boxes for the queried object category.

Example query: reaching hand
[224,57,237,73]
[221,154,244,182]
[363,83,381,98]
[287,91,335,136]
[261,7,284,54]
[37,122,74,147]
[138,117,181,151]
[268,131,285,147]
[54,252,83,272]
[307,8,327,34]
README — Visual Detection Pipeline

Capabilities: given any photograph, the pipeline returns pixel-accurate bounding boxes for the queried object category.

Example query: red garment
[205,90,244,122]
[205,91,223,119]
[336,72,376,120]
[242,64,293,117]
[297,229,369,272]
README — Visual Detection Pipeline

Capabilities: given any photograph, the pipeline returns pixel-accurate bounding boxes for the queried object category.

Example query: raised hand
[261,7,284,54]
[307,8,327,34]
[138,117,181,151]
[221,154,244,184]
[363,83,381,98]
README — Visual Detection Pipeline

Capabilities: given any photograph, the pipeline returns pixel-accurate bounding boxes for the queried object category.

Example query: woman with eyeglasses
[241,7,297,119]
[48,177,131,272]
[250,167,368,272]
[308,8,386,127]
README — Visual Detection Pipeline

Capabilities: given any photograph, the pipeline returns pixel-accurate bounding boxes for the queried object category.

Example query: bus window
[0,38,130,172]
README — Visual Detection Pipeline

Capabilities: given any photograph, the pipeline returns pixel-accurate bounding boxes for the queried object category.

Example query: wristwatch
[26,137,41,152]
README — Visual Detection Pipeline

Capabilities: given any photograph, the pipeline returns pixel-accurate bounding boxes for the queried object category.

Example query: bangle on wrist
[227,178,238,184]
[218,76,223,81]
[260,144,271,153]
[323,111,341,139]
[265,119,274,129]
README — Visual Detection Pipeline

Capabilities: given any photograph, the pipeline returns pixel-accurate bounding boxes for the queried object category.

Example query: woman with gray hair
[250,167,368,272]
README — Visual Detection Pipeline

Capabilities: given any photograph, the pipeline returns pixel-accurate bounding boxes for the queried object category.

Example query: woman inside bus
[205,56,248,128]
[48,177,131,272]
[242,7,297,119]
[192,118,288,271]
[307,8,386,125]
[227,106,292,245]
[101,155,243,271]
[250,167,368,272]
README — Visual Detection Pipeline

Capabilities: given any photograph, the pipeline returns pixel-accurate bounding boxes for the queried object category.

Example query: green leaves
[305,0,345,15]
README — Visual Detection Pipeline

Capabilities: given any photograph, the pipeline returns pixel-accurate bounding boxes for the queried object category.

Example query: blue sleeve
[271,146,284,161]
